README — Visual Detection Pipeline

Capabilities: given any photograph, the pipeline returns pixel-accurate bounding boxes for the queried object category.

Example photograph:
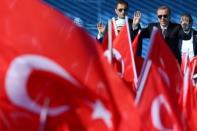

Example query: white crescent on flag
[104,48,125,77]
[151,95,177,130]
[5,55,80,116]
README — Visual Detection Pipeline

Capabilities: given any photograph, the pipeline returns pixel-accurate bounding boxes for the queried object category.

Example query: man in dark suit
[137,5,184,64]
[178,13,197,60]
[96,0,141,42]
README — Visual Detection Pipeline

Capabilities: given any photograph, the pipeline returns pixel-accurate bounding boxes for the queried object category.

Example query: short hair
[180,12,193,24]
[157,5,171,16]
[115,0,128,9]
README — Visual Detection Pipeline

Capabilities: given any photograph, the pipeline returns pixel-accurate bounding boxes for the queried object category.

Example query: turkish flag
[101,18,117,51]
[137,28,183,107]
[132,30,140,56]
[132,30,144,77]
[136,28,184,130]
[181,53,191,75]
[137,63,183,130]
[189,86,197,130]
[180,56,197,130]
[180,67,197,130]
[190,56,197,79]
[0,0,141,131]
[112,21,137,88]
[179,56,197,130]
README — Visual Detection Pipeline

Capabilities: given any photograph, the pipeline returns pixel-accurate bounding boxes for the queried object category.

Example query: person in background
[96,0,141,43]
[115,18,126,33]
[179,13,197,60]
[137,5,186,64]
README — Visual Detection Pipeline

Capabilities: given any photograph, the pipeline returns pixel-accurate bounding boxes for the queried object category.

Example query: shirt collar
[160,25,168,30]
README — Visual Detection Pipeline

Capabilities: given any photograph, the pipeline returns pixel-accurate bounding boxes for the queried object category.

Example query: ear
[180,19,182,24]
[168,15,171,21]
[115,9,118,15]
[169,12,172,18]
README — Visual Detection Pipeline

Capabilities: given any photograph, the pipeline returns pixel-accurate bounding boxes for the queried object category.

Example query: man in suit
[179,13,197,60]
[96,0,141,42]
[137,5,183,64]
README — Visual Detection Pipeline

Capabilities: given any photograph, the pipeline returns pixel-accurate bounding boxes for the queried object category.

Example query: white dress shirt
[181,31,194,60]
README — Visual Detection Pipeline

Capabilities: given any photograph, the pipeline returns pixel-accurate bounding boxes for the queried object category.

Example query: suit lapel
[193,31,197,55]
[157,23,162,31]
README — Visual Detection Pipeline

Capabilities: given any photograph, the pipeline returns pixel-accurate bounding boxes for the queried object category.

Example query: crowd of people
[96,0,197,65]
[1,0,197,130]
[94,1,197,130]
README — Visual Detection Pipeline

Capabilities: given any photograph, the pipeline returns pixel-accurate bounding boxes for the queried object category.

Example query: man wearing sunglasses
[97,0,141,43]
[179,13,197,60]
[137,5,185,64]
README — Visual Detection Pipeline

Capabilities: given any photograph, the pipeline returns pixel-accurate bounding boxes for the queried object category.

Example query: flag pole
[191,59,196,77]
[182,67,189,108]
[112,17,118,36]
[135,60,152,105]
[39,98,50,131]
[125,16,138,88]
[107,19,113,63]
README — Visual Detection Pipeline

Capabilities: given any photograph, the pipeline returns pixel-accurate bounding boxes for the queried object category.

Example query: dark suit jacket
[97,18,141,43]
[178,29,197,57]
[137,22,183,64]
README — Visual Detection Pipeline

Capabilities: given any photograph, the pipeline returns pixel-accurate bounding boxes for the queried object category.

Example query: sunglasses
[158,15,168,19]
[117,8,127,12]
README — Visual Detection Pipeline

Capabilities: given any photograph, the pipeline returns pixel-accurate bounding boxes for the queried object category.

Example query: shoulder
[143,23,159,30]
[169,22,181,28]
[128,18,133,23]
[147,23,159,27]
[193,29,197,36]
[170,22,179,26]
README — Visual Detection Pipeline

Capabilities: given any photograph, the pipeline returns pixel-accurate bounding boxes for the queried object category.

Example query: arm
[96,22,106,43]
[132,11,141,31]
[133,10,153,38]
[130,11,141,41]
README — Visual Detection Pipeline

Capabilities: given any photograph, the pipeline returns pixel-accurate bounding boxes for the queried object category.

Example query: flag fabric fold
[0,0,141,131]
[136,28,185,130]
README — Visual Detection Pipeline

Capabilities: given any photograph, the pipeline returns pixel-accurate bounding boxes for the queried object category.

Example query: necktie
[162,29,166,38]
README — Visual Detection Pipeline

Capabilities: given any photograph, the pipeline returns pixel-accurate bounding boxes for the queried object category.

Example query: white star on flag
[92,100,112,129]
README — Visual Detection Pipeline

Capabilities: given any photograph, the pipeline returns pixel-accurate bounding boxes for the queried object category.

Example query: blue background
[43,0,197,57]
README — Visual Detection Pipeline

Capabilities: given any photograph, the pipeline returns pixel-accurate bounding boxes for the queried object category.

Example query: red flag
[137,28,183,107]
[101,18,117,51]
[135,28,184,130]
[179,54,197,130]
[132,30,144,76]
[181,53,191,75]
[182,68,195,128]
[137,62,183,130]
[190,56,197,80]
[180,65,197,130]
[189,86,197,130]
[112,18,137,88]
[132,30,141,56]
[0,0,141,131]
